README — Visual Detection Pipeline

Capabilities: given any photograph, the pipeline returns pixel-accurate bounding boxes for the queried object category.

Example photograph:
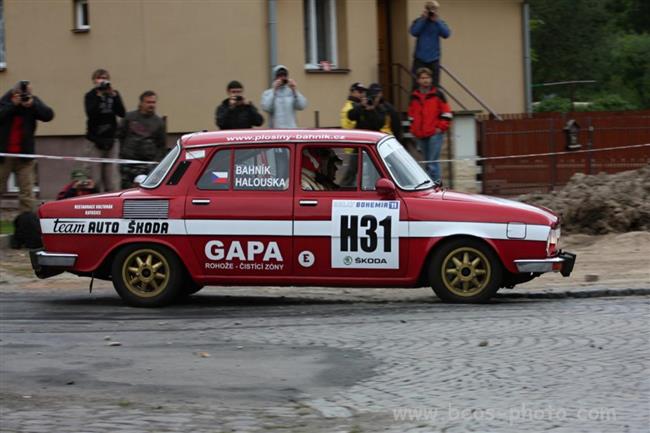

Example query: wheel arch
[417,234,506,286]
[95,238,192,280]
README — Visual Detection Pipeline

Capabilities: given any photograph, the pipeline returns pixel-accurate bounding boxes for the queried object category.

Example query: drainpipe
[268,0,278,85]
[523,0,533,114]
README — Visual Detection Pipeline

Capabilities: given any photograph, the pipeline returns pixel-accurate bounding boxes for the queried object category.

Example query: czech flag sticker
[211,171,229,184]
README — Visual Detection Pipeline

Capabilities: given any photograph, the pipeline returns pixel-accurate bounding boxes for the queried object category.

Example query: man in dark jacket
[348,83,403,142]
[117,91,166,189]
[84,68,125,191]
[0,81,54,212]
[216,81,263,130]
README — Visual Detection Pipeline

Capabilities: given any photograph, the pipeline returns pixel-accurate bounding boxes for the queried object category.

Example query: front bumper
[514,251,576,277]
[30,249,78,279]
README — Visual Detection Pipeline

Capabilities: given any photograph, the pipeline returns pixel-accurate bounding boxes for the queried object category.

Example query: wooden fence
[477,111,650,196]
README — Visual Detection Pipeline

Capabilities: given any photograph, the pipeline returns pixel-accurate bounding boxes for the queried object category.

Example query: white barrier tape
[0,152,157,165]
[3,142,649,166]
[425,143,650,164]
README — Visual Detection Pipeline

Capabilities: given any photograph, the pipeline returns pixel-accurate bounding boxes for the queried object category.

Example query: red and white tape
[0,152,157,165]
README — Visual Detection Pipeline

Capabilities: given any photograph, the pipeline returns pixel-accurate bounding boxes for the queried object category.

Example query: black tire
[428,238,502,303]
[111,244,183,307]
[185,281,204,295]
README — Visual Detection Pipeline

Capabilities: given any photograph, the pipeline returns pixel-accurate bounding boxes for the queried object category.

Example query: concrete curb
[499,288,650,300]
[0,234,10,250]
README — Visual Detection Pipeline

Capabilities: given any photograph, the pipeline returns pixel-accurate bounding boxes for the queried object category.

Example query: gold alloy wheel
[121,249,170,298]
[440,246,492,297]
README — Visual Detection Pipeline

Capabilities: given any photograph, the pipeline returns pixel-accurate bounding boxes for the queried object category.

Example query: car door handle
[299,200,318,206]
[192,199,211,205]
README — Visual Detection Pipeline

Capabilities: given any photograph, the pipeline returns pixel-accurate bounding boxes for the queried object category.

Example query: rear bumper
[30,249,78,279]
[514,251,576,277]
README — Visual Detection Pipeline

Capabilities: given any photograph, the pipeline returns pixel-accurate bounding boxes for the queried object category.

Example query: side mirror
[133,174,147,186]
[375,178,396,197]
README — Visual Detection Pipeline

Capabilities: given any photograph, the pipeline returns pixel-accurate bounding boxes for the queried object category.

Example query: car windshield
[377,137,432,190]
[140,143,181,188]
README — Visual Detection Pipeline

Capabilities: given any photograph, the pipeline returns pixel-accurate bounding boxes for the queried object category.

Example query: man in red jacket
[408,67,452,182]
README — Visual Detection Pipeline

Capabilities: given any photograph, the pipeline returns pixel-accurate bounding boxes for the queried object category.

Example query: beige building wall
[404,0,525,114]
[0,0,379,135]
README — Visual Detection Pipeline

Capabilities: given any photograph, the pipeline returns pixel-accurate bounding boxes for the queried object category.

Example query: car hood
[441,190,559,223]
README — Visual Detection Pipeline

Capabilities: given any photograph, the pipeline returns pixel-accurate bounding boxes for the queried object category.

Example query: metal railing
[390,62,502,120]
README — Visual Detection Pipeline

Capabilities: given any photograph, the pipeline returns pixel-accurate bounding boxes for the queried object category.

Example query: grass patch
[0,220,13,235]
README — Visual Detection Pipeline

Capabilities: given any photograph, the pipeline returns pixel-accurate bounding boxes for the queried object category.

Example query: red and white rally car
[31,129,575,306]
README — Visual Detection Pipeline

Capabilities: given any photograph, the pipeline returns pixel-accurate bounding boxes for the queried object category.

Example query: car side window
[233,147,289,191]
[197,149,231,190]
[302,146,355,191]
[361,150,381,191]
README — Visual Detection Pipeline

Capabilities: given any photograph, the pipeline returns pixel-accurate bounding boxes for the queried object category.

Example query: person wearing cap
[408,67,453,183]
[340,82,366,129]
[348,83,403,142]
[215,80,264,130]
[0,81,54,213]
[409,1,451,87]
[56,169,99,200]
[260,65,308,128]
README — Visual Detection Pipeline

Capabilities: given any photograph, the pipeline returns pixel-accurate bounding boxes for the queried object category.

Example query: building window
[0,0,6,69]
[74,0,89,31]
[303,0,338,70]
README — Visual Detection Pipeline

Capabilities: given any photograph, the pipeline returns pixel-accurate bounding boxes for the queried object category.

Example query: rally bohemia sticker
[331,200,400,269]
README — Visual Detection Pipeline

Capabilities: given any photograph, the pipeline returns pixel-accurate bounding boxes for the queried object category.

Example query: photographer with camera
[216,80,264,130]
[0,81,54,213]
[260,65,308,128]
[84,68,125,192]
[347,83,403,142]
[409,1,451,87]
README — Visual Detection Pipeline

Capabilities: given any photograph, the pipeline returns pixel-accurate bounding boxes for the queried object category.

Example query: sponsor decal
[331,200,400,269]
[185,150,206,160]
[73,203,114,216]
[44,218,173,235]
[298,250,315,268]
[234,164,287,189]
[204,240,285,271]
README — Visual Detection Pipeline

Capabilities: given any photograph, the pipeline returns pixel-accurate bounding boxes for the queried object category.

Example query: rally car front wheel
[429,238,502,303]
[111,244,183,307]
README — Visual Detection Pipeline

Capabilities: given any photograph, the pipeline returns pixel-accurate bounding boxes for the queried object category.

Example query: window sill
[305,68,350,74]
[71,28,90,33]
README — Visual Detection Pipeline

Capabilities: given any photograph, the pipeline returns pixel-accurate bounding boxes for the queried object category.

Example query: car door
[293,143,409,279]
[184,144,294,278]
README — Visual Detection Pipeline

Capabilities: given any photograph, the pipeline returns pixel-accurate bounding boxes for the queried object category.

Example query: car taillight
[546,226,561,256]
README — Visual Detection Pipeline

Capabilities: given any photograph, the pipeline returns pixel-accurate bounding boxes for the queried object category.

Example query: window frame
[74,0,90,32]
[0,0,6,70]
[303,0,338,70]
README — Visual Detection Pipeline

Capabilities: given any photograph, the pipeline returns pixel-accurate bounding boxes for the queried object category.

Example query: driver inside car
[301,148,342,191]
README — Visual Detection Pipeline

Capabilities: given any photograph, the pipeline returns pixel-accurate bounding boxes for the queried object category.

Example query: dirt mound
[518,166,650,234]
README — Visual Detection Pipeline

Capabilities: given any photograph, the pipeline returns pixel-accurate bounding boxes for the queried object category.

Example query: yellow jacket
[340,99,356,129]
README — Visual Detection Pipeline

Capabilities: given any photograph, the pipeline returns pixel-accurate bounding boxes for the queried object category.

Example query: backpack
[10,211,43,249]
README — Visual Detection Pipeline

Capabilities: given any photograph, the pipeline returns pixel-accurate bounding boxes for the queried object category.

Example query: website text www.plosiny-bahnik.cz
[225,133,347,142]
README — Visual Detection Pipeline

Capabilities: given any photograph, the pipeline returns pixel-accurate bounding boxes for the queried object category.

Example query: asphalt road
[1,288,648,433]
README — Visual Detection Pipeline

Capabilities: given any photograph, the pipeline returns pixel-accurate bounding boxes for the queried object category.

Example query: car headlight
[546,226,561,256]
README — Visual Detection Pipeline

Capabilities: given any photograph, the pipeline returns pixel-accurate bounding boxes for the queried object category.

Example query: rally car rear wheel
[111,244,182,307]
[429,238,502,303]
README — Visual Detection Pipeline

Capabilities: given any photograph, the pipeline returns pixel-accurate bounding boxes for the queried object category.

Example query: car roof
[182,129,389,148]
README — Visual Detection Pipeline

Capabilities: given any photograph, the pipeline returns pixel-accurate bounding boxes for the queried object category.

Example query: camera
[366,89,379,106]
[97,80,111,92]
[428,9,436,17]
[235,95,244,102]
[281,78,288,85]
[19,80,30,102]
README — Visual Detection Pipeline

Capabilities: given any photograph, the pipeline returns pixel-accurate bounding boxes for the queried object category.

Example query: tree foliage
[530,0,650,110]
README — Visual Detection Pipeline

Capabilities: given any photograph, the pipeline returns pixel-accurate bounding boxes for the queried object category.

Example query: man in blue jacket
[409,1,451,87]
